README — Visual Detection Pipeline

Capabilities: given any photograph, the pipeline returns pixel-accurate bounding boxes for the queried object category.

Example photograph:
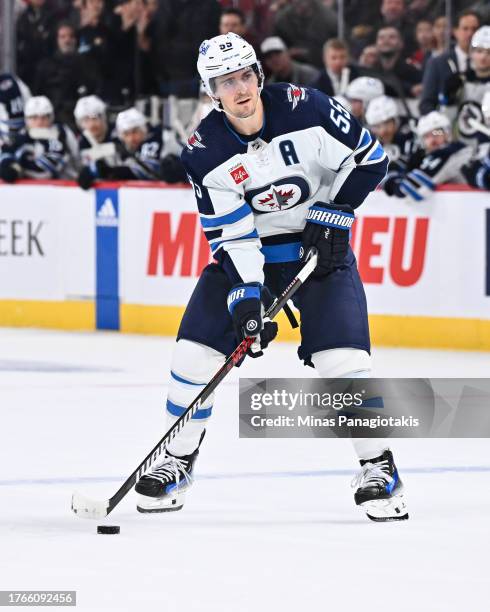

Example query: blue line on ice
[1,465,490,487]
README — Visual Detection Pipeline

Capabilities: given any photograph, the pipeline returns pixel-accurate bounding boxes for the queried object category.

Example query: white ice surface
[1,328,489,611]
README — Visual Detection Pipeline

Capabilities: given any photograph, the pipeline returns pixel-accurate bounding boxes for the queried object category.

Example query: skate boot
[352,450,409,522]
[135,448,199,513]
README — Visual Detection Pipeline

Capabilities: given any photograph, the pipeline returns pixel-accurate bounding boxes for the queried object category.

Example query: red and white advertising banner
[119,186,490,320]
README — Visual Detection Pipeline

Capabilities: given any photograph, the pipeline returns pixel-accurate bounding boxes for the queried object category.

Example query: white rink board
[119,186,212,306]
[0,185,95,300]
[357,190,490,318]
[1,183,488,324]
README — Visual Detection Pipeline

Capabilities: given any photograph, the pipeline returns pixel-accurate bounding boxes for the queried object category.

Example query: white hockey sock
[165,339,226,457]
[311,348,389,461]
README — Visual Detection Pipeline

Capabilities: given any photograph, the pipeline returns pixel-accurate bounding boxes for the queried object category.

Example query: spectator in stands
[33,22,94,127]
[150,0,221,98]
[0,95,79,182]
[17,0,56,87]
[374,26,422,99]
[311,39,362,97]
[382,111,473,202]
[345,76,385,121]
[432,15,448,57]
[409,19,435,71]
[419,10,481,115]
[219,7,258,47]
[358,45,380,69]
[77,0,118,101]
[261,36,319,87]
[376,0,417,56]
[220,8,247,38]
[273,0,337,68]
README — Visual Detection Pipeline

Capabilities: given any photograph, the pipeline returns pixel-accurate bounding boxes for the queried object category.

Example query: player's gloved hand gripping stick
[71,248,318,519]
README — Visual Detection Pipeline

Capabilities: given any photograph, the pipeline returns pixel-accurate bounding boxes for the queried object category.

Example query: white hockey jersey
[181,83,388,284]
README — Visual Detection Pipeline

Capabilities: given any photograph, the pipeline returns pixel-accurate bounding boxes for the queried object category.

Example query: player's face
[423,129,448,153]
[121,126,146,152]
[471,47,490,74]
[81,116,107,142]
[26,115,52,129]
[325,49,348,75]
[214,67,260,119]
[371,119,397,144]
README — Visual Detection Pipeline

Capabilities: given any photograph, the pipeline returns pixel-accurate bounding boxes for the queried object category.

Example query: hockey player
[345,76,384,122]
[383,110,473,201]
[365,95,419,166]
[83,107,185,183]
[461,91,490,189]
[0,96,79,183]
[135,33,408,522]
[0,73,31,149]
[74,95,118,190]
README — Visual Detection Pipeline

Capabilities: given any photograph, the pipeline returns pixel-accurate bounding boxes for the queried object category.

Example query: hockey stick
[72,249,318,519]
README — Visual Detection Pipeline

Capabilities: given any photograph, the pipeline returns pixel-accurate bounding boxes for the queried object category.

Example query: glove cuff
[306,203,354,231]
[227,282,262,314]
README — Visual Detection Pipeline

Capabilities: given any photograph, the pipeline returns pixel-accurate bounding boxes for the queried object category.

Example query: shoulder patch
[228,162,249,185]
[187,130,206,151]
[287,84,307,110]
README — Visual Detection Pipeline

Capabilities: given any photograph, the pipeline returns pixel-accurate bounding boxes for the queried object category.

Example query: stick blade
[71,491,109,520]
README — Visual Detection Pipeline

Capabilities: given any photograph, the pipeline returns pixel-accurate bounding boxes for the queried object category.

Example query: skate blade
[136,492,185,514]
[361,494,409,522]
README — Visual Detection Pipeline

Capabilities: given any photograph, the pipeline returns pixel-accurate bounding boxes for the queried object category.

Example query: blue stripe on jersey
[37,156,58,175]
[356,129,372,151]
[410,169,435,189]
[200,203,251,228]
[261,242,302,263]
[210,229,259,253]
[366,142,385,162]
[399,180,424,201]
[166,399,212,420]
[170,370,206,386]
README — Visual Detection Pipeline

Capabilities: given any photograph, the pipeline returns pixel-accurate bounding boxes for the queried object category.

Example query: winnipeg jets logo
[287,84,306,110]
[245,177,310,214]
[199,42,210,56]
[259,186,295,210]
[187,130,206,150]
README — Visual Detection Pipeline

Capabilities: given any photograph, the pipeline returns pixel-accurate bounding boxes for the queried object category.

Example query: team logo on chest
[245,176,310,214]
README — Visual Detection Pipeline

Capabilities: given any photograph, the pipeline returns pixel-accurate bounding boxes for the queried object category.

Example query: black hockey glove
[227,282,278,358]
[442,72,464,104]
[77,166,96,190]
[461,158,490,190]
[301,202,354,276]
[0,158,20,183]
[160,154,187,183]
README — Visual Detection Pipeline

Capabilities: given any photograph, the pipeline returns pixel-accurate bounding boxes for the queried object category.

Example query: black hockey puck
[97,525,120,534]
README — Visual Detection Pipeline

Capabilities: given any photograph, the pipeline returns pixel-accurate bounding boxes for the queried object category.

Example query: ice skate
[135,448,199,513]
[352,450,409,522]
